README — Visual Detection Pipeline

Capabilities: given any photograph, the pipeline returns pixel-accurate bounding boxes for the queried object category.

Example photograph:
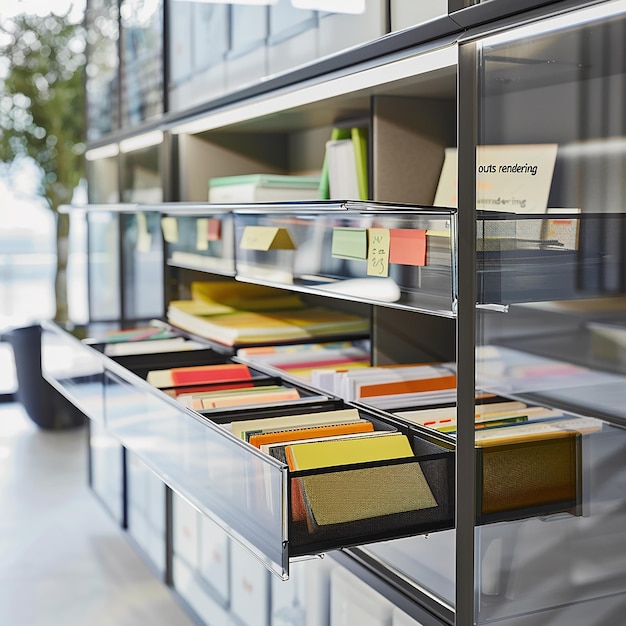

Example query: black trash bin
[7,323,86,429]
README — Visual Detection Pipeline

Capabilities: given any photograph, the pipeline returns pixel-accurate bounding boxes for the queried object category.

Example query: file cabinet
[68,1,626,625]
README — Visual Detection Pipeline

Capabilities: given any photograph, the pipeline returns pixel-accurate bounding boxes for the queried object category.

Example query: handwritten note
[367,228,390,276]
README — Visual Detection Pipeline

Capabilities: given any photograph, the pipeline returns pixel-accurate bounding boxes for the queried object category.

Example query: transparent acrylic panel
[86,156,119,204]
[234,201,456,317]
[363,530,456,609]
[119,0,163,127]
[41,321,106,423]
[168,2,229,111]
[278,426,456,610]
[354,431,456,612]
[162,210,236,276]
[268,0,317,76]
[87,211,121,322]
[270,0,315,41]
[66,208,89,326]
[318,0,387,59]
[230,4,267,55]
[227,4,268,91]
[122,211,164,320]
[90,419,125,524]
[390,0,448,32]
[120,144,162,204]
[167,1,193,92]
[476,213,626,306]
[193,3,229,75]
[474,4,626,622]
[85,0,119,141]
[102,363,289,577]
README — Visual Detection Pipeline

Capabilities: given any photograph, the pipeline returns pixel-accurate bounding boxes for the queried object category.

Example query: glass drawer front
[163,212,235,276]
[88,211,121,322]
[477,214,626,306]
[234,202,456,316]
[105,360,287,575]
[103,365,288,577]
[122,211,164,320]
[41,322,106,423]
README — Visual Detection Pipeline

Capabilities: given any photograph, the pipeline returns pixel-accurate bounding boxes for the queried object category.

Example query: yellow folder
[286,432,413,471]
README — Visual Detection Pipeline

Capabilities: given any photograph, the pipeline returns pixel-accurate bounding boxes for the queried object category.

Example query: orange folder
[248,420,374,448]
[357,374,457,398]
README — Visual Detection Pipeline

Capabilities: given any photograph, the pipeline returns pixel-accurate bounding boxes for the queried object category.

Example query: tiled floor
[0,402,195,626]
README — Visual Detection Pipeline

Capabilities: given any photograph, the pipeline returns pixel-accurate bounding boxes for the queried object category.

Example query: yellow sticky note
[136,212,152,253]
[240,226,296,251]
[367,228,390,277]
[196,218,209,251]
[161,216,179,243]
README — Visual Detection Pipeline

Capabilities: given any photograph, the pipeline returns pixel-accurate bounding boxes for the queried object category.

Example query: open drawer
[101,353,454,578]
[39,319,253,422]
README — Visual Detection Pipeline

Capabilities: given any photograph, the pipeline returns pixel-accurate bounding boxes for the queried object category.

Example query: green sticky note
[331,228,368,260]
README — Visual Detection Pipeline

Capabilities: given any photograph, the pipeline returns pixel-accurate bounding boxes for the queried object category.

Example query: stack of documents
[236,341,371,382]
[208,174,321,203]
[167,281,368,346]
[310,362,457,404]
[99,324,206,357]
[177,383,302,411]
[394,398,602,445]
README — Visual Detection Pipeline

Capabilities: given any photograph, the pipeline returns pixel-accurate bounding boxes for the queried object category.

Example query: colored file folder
[146,363,252,388]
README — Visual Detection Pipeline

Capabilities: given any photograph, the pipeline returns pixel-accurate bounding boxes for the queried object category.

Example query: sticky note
[161,216,179,243]
[389,229,426,266]
[196,217,222,250]
[207,218,221,241]
[331,228,367,260]
[196,218,209,251]
[367,228,390,276]
[136,212,152,253]
[240,226,296,251]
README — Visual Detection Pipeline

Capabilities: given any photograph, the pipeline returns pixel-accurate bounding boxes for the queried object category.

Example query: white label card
[434,144,559,214]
